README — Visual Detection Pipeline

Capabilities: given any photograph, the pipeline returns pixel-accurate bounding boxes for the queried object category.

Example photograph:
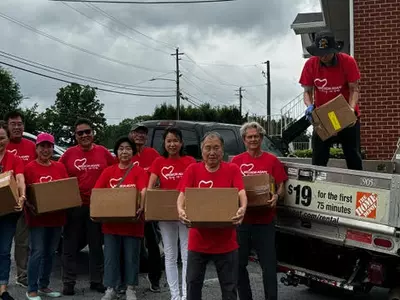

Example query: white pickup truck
[277,146,400,300]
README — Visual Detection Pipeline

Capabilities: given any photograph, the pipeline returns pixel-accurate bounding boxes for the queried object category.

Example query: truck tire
[388,287,400,300]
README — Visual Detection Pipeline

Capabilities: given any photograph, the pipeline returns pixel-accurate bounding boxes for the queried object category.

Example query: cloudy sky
[1,0,320,125]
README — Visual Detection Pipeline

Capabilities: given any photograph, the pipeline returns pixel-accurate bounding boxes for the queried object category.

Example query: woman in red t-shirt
[177,132,247,300]
[148,127,195,300]
[0,121,26,300]
[24,133,69,299]
[94,137,147,300]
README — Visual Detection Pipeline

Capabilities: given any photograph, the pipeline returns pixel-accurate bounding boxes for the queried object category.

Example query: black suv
[141,120,284,159]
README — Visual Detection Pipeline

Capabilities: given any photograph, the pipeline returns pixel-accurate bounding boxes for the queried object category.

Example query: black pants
[62,206,104,286]
[145,221,162,284]
[237,223,277,300]
[187,250,238,300]
[312,120,363,170]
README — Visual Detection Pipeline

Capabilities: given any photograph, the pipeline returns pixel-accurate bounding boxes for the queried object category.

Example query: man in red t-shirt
[5,110,36,288]
[299,30,362,170]
[128,123,162,292]
[59,118,115,296]
[231,122,287,300]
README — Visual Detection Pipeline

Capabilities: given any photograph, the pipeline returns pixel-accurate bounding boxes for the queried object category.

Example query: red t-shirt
[179,161,244,254]
[132,147,160,172]
[1,150,24,175]
[299,53,361,115]
[59,145,115,206]
[24,161,69,227]
[231,152,288,224]
[94,164,147,237]
[149,156,196,189]
[7,138,36,166]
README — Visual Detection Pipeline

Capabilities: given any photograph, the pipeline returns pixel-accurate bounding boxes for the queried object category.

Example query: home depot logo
[355,192,378,219]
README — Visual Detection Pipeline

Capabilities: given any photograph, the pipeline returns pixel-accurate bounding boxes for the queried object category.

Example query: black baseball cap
[306,30,340,56]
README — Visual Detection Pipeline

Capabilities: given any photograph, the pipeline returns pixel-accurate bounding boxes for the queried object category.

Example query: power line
[181,58,260,68]
[0,51,175,92]
[87,3,175,48]
[0,60,175,97]
[0,12,169,73]
[51,0,236,4]
[61,2,171,55]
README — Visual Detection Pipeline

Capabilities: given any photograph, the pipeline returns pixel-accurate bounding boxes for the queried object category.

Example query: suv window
[261,136,283,157]
[151,128,200,159]
[214,129,240,157]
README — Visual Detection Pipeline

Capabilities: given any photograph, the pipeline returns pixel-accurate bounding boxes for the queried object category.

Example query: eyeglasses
[76,129,92,136]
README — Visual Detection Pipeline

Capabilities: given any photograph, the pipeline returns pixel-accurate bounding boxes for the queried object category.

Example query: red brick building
[291,0,400,160]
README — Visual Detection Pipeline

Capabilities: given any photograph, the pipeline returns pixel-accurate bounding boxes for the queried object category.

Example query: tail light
[368,262,384,285]
[373,237,393,249]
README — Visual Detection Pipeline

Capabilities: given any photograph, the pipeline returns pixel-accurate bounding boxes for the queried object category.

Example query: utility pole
[262,60,271,134]
[171,47,184,120]
[235,87,244,116]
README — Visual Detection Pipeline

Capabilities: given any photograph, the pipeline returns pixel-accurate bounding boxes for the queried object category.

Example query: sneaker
[90,282,106,293]
[16,279,28,288]
[62,284,75,296]
[25,292,41,300]
[101,288,117,300]
[146,275,161,293]
[125,288,137,300]
[0,292,15,300]
[38,289,61,298]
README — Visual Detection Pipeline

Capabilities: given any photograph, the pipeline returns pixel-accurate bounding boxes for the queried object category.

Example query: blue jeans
[0,214,19,285]
[104,234,141,289]
[237,221,277,300]
[27,227,62,293]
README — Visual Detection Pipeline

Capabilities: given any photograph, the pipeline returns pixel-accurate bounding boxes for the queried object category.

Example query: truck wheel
[388,287,400,300]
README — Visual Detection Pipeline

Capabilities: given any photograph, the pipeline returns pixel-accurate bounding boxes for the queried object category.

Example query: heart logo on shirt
[314,78,328,89]
[39,176,53,183]
[161,166,174,180]
[198,180,213,188]
[240,163,254,176]
[74,158,87,171]
[109,177,122,188]
[7,149,17,155]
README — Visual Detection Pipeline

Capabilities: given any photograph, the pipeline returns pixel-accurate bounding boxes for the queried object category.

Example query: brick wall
[353,0,400,160]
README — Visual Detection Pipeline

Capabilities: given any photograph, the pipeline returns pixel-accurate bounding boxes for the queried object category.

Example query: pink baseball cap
[36,133,55,145]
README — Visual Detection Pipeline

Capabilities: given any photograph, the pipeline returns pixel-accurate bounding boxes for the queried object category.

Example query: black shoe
[146,275,161,293]
[16,278,28,288]
[62,284,75,296]
[0,292,15,300]
[90,282,106,293]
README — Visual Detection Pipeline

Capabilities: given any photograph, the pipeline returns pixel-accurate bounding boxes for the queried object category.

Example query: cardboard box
[185,188,238,227]
[243,174,275,207]
[0,172,19,216]
[90,188,138,222]
[27,177,81,214]
[145,189,179,221]
[312,94,357,141]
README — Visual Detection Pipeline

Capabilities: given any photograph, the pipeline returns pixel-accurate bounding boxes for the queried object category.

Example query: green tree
[0,67,23,119]
[101,118,135,149]
[43,83,107,147]
[21,103,45,135]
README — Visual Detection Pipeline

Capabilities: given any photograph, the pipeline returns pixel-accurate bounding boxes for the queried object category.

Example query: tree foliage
[41,83,107,147]
[0,67,23,119]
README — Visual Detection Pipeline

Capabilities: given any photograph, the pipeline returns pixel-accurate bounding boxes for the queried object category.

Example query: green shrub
[292,148,344,158]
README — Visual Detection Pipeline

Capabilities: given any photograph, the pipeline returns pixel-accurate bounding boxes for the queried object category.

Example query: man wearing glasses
[59,118,115,296]
[129,124,162,293]
[5,111,36,288]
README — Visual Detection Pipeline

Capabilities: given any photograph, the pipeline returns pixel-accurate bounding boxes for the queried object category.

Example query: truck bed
[278,162,400,256]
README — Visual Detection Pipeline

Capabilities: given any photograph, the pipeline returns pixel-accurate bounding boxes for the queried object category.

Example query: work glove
[305,104,314,123]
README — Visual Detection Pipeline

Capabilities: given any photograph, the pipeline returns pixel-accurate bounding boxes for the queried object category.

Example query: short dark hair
[74,118,93,132]
[201,131,224,148]
[113,136,137,157]
[0,120,9,138]
[4,110,24,123]
[162,127,184,158]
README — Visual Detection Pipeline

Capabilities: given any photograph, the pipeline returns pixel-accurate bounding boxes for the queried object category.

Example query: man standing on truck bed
[232,122,287,300]
[128,123,162,293]
[300,30,363,170]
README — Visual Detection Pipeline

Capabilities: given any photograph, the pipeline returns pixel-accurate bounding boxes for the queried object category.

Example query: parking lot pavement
[7,250,389,299]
